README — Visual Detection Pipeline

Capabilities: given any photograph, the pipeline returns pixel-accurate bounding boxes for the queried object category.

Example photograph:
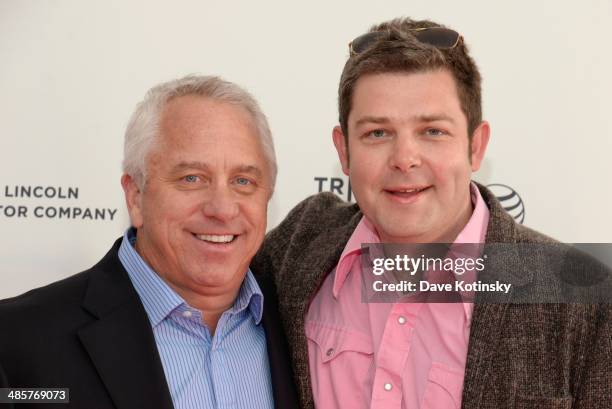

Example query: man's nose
[389,134,422,172]
[201,183,240,222]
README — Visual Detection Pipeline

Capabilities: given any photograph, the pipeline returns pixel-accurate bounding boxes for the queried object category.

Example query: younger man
[252,18,611,409]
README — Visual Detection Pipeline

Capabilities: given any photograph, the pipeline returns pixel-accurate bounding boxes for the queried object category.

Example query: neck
[133,237,240,335]
[175,287,240,335]
[434,197,474,243]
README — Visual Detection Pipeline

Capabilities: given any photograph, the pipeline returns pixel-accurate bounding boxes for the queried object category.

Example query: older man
[0,76,298,409]
[251,17,611,409]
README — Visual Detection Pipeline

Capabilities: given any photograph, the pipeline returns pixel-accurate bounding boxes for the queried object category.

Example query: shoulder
[0,240,123,338]
[0,270,90,319]
[477,182,559,245]
[0,268,96,364]
[272,192,360,234]
[0,238,125,316]
[285,191,360,221]
[514,224,559,244]
[252,193,360,276]
[263,192,360,254]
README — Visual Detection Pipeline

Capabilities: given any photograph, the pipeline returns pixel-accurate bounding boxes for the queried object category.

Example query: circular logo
[486,184,525,224]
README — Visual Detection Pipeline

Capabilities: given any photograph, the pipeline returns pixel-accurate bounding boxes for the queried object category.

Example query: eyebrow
[354,116,391,127]
[354,114,456,127]
[413,114,456,124]
[234,165,263,178]
[171,161,263,178]
[171,161,210,172]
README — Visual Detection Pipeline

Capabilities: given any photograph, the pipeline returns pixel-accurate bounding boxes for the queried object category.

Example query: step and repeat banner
[1,0,611,298]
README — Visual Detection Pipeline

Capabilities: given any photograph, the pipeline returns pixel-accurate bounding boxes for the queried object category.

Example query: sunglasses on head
[349,27,462,56]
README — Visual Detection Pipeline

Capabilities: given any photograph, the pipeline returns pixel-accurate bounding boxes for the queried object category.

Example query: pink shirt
[306,183,490,409]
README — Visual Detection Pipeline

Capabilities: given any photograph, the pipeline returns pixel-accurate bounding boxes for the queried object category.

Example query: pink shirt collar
[333,182,490,299]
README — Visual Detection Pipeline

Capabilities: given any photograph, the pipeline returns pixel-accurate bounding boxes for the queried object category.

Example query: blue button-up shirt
[118,229,274,409]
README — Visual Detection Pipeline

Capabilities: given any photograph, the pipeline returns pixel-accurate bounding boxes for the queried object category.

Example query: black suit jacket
[0,238,298,409]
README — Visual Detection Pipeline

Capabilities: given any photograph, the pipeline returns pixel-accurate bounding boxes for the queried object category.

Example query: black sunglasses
[349,27,462,56]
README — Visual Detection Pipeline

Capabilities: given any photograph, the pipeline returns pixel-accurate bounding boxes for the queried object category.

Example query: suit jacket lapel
[276,212,362,407]
[77,241,174,409]
[259,274,300,409]
[461,184,528,409]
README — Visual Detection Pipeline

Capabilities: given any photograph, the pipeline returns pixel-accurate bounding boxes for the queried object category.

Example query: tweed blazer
[251,183,611,409]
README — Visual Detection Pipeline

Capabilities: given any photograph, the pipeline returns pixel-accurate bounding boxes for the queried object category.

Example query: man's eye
[425,128,446,137]
[184,175,200,183]
[367,129,388,138]
[235,177,251,186]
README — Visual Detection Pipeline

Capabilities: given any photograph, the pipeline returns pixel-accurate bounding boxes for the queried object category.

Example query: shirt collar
[332,216,381,298]
[118,228,264,327]
[230,267,264,324]
[332,182,490,308]
[454,182,490,245]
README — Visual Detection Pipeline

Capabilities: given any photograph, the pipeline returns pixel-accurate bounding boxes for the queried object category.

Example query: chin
[203,267,244,283]
[379,224,428,242]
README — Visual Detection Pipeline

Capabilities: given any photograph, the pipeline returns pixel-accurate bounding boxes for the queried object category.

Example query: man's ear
[470,121,490,171]
[121,174,144,228]
[332,126,350,176]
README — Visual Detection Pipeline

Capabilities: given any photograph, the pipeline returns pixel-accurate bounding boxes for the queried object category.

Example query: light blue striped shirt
[118,228,274,409]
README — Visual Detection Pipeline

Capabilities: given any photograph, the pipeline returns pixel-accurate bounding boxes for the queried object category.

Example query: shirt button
[384,383,393,391]
[182,310,193,318]
[397,315,407,325]
[326,348,335,357]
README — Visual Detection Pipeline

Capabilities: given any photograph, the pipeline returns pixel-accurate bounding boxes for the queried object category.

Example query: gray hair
[122,75,277,191]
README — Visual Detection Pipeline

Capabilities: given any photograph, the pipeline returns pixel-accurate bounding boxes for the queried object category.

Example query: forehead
[160,95,255,138]
[349,70,465,125]
[151,95,266,167]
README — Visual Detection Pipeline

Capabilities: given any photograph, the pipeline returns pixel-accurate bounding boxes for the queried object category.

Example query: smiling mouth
[384,186,431,199]
[194,234,237,244]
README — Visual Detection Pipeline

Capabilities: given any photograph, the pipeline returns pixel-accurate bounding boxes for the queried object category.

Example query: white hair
[122,75,277,191]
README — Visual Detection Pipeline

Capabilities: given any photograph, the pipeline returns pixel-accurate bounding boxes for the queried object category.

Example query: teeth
[196,234,235,243]
[398,188,421,193]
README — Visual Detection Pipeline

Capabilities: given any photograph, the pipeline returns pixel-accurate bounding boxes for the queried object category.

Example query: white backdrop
[1,0,611,299]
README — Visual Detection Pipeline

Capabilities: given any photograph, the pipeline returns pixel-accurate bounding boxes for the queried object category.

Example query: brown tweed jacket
[251,183,611,409]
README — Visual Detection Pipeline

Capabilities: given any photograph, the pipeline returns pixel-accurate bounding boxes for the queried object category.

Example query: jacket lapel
[461,184,529,409]
[276,212,362,407]
[77,241,174,409]
[259,274,300,409]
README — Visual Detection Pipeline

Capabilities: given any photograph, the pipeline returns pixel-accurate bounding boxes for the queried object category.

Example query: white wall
[1,0,611,298]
